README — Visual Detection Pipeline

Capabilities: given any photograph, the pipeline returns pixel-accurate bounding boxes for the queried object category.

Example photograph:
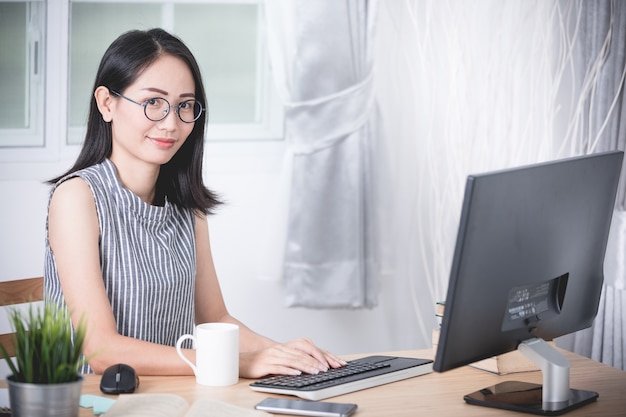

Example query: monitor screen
[433,150,623,415]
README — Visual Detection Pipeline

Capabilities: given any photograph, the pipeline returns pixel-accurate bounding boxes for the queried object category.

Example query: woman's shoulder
[48,176,97,227]
[52,161,116,195]
[49,161,115,207]
[50,176,94,207]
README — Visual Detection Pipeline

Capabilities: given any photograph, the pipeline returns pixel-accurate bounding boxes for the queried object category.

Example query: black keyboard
[254,360,390,389]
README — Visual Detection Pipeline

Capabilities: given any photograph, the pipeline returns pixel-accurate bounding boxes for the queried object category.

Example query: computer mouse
[100,363,139,394]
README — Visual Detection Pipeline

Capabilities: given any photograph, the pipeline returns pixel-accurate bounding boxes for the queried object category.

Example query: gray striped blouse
[44,159,196,374]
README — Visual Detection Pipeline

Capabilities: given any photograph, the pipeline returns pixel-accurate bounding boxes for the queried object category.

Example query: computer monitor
[433,151,623,416]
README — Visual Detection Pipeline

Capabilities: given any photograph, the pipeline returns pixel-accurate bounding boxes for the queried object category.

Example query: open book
[103,393,269,417]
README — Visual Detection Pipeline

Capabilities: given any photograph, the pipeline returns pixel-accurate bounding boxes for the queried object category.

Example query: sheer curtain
[263,0,382,308]
[375,0,563,348]
[375,0,626,368]
[261,0,626,363]
[554,0,626,370]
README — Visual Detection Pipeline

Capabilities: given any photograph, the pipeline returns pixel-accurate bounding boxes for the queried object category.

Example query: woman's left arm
[193,213,345,378]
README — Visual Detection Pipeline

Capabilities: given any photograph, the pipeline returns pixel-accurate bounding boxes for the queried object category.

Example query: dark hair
[49,28,221,214]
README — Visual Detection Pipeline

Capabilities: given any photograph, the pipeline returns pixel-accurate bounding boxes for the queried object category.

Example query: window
[0,0,282,160]
[0,1,45,148]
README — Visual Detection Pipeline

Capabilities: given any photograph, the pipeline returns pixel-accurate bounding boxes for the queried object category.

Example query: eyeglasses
[110,90,204,123]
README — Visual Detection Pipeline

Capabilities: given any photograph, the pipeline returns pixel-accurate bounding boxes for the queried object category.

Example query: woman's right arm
[47,178,195,375]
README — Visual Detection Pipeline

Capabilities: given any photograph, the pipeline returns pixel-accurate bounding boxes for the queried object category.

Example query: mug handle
[175,334,197,374]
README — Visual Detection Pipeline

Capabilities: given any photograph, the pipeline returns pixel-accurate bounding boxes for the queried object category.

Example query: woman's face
[107,54,197,167]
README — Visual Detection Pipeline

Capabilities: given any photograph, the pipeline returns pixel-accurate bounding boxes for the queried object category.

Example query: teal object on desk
[80,394,116,415]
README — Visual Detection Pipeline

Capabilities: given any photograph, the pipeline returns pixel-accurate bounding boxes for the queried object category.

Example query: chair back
[0,277,44,357]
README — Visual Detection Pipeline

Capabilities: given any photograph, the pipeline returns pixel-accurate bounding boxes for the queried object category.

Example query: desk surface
[6,349,626,416]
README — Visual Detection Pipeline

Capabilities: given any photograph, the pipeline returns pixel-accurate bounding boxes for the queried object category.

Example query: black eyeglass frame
[110,89,205,123]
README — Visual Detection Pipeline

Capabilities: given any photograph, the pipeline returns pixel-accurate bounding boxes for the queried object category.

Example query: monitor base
[464,381,598,416]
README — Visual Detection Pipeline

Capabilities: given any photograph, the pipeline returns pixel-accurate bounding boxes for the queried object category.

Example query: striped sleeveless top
[44,159,196,374]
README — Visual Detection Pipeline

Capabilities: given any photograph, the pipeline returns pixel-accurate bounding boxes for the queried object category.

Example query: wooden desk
[14,349,626,416]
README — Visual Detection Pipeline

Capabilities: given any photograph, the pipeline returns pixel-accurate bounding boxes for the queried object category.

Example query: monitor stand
[463,338,598,416]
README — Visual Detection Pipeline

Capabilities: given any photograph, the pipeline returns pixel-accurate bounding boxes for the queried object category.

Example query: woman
[44,28,345,377]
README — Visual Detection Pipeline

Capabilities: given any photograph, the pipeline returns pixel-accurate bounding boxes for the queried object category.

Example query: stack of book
[432,301,550,375]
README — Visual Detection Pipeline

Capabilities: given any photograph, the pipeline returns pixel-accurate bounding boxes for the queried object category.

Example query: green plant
[0,303,86,384]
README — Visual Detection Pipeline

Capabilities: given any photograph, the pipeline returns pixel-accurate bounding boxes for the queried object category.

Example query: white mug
[176,322,239,386]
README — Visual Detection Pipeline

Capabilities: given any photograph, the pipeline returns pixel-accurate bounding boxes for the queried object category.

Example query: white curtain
[261,0,626,362]
[263,0,382,308]
[553,0,626,370]
[375,0,626,368]
[375,0,564,348]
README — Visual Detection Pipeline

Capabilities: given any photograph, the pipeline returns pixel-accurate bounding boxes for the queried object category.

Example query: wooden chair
[0,277,44,357]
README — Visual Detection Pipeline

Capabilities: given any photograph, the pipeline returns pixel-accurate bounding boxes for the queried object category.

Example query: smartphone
[254,398,358,417]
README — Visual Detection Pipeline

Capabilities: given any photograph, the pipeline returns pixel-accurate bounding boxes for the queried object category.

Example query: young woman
[44,28,345,377]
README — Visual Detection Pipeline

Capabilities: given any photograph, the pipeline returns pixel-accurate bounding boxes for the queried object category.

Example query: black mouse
[100,363,139,394]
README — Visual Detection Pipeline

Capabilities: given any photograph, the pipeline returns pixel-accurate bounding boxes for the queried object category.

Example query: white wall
[0,140,429,378]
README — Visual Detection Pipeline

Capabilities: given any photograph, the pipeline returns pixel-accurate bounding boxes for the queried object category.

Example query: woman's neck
[109,156,160,205]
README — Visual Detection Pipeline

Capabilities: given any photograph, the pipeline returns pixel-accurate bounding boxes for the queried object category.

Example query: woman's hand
[239,338,347,379]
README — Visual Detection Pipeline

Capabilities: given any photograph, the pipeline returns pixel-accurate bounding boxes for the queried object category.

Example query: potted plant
[0,303,87,417]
